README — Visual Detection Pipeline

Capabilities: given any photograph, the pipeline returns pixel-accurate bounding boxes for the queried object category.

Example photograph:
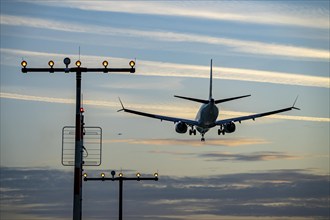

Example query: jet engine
[175,121,188,134]
[224,122,236,133]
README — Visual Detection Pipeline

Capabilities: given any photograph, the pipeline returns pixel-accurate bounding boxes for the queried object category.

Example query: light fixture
[63,57,71,65]
[154,173,158,177]
[48,60,54,68]
[136,173,141,177]
[75,60,81,67]
[102,60,108,68]
[119,173,123,177]
[21,60,27,68]
[83,173,87,177]
[101,173,105,177]
[129,60,135,68]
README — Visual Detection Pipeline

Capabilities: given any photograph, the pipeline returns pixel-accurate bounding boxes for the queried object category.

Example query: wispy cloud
[148,149,302,162]
[28,1,330,29]
[107,137,268,147]
[199,151,301,162]
[1,92,329,123]
[2,48,329,88]
[1,15,329,60]
[140,61,329,88]
[0,92,75,105]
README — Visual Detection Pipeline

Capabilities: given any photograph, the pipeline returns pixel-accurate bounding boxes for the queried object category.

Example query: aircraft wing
[118,98,199,126]
[215,105,300,126]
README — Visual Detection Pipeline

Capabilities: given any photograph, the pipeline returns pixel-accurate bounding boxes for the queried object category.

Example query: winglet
[292,95,300,110]
[117,97,125,112]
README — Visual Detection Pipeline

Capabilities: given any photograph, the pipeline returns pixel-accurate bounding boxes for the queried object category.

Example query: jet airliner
[118,60,300,141]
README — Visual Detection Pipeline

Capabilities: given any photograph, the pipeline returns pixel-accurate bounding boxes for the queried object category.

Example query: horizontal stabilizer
[214,95,251,104]
[174,95,208,104]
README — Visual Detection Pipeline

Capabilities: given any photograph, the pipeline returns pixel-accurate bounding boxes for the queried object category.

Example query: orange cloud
[105,138,268,147]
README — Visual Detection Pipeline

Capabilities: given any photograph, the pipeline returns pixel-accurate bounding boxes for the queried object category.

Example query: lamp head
[102,60,108,68]
[75,60,81,67]
[48,60,54,68]
[129,60,135,68]
[63,57,71,67]
[21,60,27,68]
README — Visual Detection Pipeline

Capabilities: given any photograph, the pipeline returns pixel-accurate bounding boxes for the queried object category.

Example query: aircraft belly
[195,104,218,131]
[196,126,209,134]
[200,106,218,125]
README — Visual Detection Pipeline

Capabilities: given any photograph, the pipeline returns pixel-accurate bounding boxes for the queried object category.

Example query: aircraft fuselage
[195,99,219,134]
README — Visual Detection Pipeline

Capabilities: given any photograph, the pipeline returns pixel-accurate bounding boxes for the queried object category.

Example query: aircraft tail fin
[209,59,213,100]
[173,59,214,104]
[174,60,250,105]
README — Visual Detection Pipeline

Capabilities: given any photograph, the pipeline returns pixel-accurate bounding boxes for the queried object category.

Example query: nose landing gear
[201,133,205,142]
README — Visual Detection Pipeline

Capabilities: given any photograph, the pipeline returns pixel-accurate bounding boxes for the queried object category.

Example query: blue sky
[0,1,329,219]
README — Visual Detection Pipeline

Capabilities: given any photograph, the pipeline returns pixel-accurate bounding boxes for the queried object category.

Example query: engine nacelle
[224,122,236,133]
[175,121,188,134]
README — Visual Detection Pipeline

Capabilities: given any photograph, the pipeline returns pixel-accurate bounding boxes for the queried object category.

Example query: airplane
[118,60,300,141]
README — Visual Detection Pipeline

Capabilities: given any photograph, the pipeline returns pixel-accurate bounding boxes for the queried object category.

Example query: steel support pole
[73,71,83,220]
[119,178,123,220]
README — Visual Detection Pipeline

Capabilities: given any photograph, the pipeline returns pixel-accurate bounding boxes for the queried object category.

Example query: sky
[0,1,329,219]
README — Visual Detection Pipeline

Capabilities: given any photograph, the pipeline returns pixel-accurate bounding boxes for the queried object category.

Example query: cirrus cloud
[1,15,329,60]
[1,92,329,123]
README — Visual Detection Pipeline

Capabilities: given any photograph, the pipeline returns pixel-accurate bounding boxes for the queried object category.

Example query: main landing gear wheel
[218,129,225,135]
[218,125,225,135]
[189,129,196,135]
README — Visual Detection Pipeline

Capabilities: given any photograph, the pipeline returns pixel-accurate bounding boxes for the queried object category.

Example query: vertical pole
[73,71,83,220]
[119,179,123,220]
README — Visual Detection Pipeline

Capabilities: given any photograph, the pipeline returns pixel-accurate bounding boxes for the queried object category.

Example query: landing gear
[189,129,196,135]
[201,133,205,142]
[218,129,225,135]
[218,125,225,135]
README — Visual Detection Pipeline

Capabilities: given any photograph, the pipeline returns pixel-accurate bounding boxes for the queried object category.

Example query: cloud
[2,48,329,88]
[108,137,268,147]
[1,167,328,219]
[1,15,329,60]
[0,92,75,105]
[1,92,329,123]
[28,1,330,29]
[199,151,301,162]
[148,149,302,162]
